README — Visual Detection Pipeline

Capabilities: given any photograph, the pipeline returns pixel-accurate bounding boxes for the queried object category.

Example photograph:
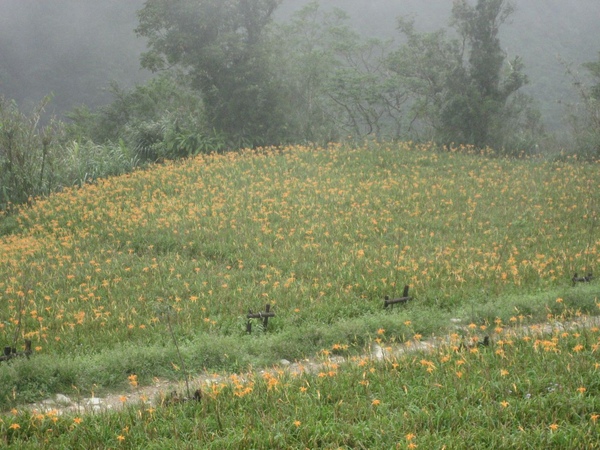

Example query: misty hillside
[1,0,599,130]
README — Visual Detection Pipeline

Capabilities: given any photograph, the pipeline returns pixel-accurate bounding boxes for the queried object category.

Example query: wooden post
[384,285,412,308]
[262,304,271,329]
[572,273,594,286]
[246,304,276,333]
[1,340,34,362]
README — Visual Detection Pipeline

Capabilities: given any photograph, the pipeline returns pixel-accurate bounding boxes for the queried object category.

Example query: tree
[389,0,539,151]
[325,31,408,140]
[386,18,462,140]
[567,52,600,158]
[445,0,529,147]
[269,2,341,143]
[273,2,409,142]
[135,0,283,147]
[585,55,600,101]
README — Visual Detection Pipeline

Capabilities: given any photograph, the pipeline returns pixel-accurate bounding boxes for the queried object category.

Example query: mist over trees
[1,0,598,128]
[1,0,599,210]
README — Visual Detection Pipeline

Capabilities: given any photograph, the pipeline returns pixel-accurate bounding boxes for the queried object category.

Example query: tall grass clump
[0,96,65,210]
[0,95,146,214]
[61,140,139,187]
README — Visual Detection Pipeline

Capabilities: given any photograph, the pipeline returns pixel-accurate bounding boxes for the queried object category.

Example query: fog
[1,0,599,129]
[0,0,148,113]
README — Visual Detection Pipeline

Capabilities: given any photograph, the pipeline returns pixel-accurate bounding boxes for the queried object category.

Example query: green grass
[0,141,598,437]
[2,310,600,448]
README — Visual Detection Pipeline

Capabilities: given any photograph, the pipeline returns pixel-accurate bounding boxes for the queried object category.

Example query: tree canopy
[136,0,284,146]
[387,0,536,150]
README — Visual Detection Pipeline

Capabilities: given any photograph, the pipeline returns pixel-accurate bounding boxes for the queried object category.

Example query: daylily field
[0,142,599,448]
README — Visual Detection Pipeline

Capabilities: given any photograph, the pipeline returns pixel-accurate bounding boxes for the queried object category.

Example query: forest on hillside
[0,0,599,210]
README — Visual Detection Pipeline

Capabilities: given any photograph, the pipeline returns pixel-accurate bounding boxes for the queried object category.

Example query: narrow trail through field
[21,315,600,417]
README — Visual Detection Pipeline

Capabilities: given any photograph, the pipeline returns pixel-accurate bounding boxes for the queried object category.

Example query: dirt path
[20,314,600,416]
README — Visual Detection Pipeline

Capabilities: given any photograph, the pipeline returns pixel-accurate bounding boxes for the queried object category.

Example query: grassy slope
[0,142,598,410]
